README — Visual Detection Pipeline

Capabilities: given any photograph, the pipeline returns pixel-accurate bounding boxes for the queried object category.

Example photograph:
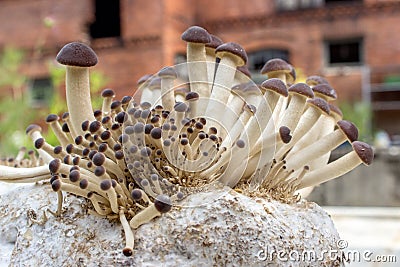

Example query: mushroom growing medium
[0,25,374,263]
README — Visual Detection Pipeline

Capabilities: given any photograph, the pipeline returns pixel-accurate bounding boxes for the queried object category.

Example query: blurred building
[0,0,400,137]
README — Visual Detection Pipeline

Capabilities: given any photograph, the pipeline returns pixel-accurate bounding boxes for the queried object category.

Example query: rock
[0,184,344,266]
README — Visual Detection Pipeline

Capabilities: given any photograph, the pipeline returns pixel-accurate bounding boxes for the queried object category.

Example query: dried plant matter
[0,25,373,257]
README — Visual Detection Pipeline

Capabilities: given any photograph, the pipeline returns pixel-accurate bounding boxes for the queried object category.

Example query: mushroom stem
[120,209,134,257]
[129,195,172,229]
[0,165,50,180]
[299,141,373,189]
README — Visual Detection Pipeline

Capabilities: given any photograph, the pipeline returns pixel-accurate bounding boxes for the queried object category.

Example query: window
[275,0,323,11]
[89,0,121,39]
[29,77,53,107]
[247,49,290,73]
[325,0,362,5]
[325,38,363,66]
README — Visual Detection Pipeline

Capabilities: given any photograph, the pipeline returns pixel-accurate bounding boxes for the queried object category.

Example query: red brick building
[1,0,400,136]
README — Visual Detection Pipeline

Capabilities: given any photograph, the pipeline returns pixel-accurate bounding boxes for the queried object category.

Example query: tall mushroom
[181,26,212,101]
[56,42,98,138]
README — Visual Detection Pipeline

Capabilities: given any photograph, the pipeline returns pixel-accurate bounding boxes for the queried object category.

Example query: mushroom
[119,208,134,257]
[299,141,373,189]
[285,120,358,171]
[101,88,116,117]
[181,26,212,100]
[129,194,172,229]
[260,58,292,85]
[56,42,98,137]
[278,83,314,133]
[46,114,72,147]
[205,42,248,125]
[137,74,153,105]
[25,124,53,163]
[0,165,50,182]
[275,97,330,160]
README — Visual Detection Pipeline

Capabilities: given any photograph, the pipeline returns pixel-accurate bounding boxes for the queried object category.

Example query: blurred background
[0,0,399,265]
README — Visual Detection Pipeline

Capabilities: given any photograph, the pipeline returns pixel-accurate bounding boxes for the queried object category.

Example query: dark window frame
[324,38,364,67]
[89,0,121,39]
[28,77,53,108]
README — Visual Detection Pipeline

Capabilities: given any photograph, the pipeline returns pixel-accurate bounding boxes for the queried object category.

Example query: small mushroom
[46,114,72,147]
[181,26,212,100]
[299,141,373,188]
[101,88,116,117]
[130,194,172,229]
[56,42,98,137]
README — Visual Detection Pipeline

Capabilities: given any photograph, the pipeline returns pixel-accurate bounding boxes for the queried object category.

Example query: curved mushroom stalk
[299,141,373,189]
[0,165,51,182]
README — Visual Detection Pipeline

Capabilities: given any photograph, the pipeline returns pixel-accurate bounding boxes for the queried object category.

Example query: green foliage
[0,46,110,156]
[339,101,372,142]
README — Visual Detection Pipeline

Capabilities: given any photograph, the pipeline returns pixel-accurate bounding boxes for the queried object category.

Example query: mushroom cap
[279,126,292,144]
[287,65,296,84]
[243,83,261,96]
[148,77,162,89]
[174,102,188,112]
[307,97,330,115]
[137,74,153,85]
[215,42,248,66]
[154,194,172,213]
[56,42,98,67]
[329,104,343,120]
[260,58,292,75]
[185,91,199,101]
[306,75,329,86]
[206,34,223,49]
[26,124,42,135]
[261,78,288,97]
[352,141,374,165]
[158,66,177,79]
[337,120,359,142]
[181,26,211,44]
[46,114,59,123]
[237,65,251,78]
[288,83,314,98]
[312,84,337,101]
[101,88,116,98]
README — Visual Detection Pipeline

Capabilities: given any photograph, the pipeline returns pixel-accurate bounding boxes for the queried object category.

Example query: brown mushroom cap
[307,97,330,115]
[158,66,177,79]
[206,34,223,49]
[46,114,59,123]
[279,126,292,144]
[101,88,116,98]
[237,65,251,78]
[337,120,359,142]
[137,74,153,85]
[329,104,343,119]
[26,124,42,135]
[306,75,329,86]
[215,42,248,66]
[261,78,289,97]
[154,194,172,213]
[56,42,98,67]
[352,141,374,165]
[181,26,211,44]
[288,83,314,98]
[260,58,291,75]
[185,91,199,101]
[312,83,337,100]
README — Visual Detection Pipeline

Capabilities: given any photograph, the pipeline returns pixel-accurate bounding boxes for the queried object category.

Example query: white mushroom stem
[130,203,161,229]
[48,120,72,148]
[275,105,326,160]
[299,149,368,189]
[65,66,96,137]
[220,92,245,134]
[187,44,210,101]
[220,105,255,149]
[119,209,134,257]
[278,94,308,135]
[139,81,153,105]
[160,76,176,112]
[285,129,349,172]
[205,60,238,123]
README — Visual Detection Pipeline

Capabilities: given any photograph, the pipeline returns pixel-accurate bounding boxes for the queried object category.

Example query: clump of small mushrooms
[0,26,373,257]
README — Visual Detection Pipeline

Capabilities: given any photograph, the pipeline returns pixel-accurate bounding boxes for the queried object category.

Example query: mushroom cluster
[0,26,373,257]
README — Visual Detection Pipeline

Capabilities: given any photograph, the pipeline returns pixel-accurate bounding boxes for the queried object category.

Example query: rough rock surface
[0,184,343,266]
